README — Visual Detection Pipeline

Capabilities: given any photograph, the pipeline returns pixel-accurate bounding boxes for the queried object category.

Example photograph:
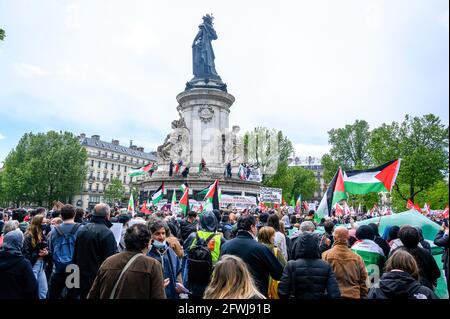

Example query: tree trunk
[410,184,415,202]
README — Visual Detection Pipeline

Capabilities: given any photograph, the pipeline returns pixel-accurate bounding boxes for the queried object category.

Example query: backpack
[52,224,81,273]
[187,233,216,297]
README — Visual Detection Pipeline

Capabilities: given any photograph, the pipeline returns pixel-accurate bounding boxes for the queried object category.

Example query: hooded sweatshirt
[368,271,437,299]
[0,230,38,299]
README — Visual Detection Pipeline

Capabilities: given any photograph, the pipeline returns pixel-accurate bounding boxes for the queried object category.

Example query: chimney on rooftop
[92,135,100,141]
[137,147,144,152]
[79,133,86,139]
[112,139,119,146]
[130,140,133,147]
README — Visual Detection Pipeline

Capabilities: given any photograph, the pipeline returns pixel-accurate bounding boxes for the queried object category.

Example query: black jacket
[368,271,437,299]
[278,232,340,299]
[374,236,391,258]
[0,250,38,299]
[434,230,449,288]
[220,230,283,296]
[179,219,198,243]
[73,216,118,298]
[22,233,50,266]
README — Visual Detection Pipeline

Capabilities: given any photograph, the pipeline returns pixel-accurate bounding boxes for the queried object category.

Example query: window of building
[104,162,108,169]
[110,173,113,181]
[97,172,100,180]
[124,166,127,172]
[96,184,99,191]
[117,155,121,161]
[98,161,101,168]
[98,150,101,156]
[88,184,92,191]
[91,159,94,167]
[111,163,114,170]
[118,164,121,171]
[103,173,107,180]
[104,152,107,157]
[123,176,127,184]
[124,156,127,162]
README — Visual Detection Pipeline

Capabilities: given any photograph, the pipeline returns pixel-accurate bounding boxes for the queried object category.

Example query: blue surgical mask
[153,239,166,249]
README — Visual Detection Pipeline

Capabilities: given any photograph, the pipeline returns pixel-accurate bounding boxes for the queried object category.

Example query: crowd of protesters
[0,201,448,300]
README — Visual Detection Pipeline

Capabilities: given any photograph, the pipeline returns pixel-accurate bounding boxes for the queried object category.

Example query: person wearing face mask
[87,224,166,299]
[220,215,283,298]
[147,220,185,299]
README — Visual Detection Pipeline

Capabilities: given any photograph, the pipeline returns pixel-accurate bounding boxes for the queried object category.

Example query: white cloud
[0,133,5,140]
[14,63,49,78]
[0,0,448,160]
[294,143,331,159]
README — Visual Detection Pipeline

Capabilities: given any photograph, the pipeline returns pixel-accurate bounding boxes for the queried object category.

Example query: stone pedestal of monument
[176,88,235,175]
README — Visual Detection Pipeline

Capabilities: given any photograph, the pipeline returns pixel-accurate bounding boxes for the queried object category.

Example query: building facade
[288,155,326,201]
[72,133,157,211]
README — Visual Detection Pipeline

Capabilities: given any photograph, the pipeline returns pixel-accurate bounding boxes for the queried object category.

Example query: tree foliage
[321,120,371,183]
[263,162,318,201]
[1,131,88,207]
[0,28,5,41]
[103,178,126,205]
[369,114,448,202]
[244,127,294,178]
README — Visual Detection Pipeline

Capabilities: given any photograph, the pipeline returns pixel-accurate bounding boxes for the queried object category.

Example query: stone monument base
[140,175,261,204]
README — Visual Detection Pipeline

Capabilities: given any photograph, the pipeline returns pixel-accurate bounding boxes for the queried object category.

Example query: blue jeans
[32,259,48,299]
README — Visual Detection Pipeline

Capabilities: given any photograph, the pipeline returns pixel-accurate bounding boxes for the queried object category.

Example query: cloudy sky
[0,0,448,164]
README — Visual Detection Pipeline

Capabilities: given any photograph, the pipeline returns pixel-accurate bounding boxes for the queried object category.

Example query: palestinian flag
[171,189,177,208]
[179,186,189,216]
[151,182,164,205]
[351,240,386,269]
[202,179,220,210]
[335,203,344,217]
[140,200,151,214]
[315,167,347,220]
[442,206,449,219]
[128,163,156,176]
[180,183,188,193]
[406,199,421,212]
[343,159,401,195]
[127,193,134,214]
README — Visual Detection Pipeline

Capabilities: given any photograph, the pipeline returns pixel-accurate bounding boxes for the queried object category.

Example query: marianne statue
[192,14,220,79]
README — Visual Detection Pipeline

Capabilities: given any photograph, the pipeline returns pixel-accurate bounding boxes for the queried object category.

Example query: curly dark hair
[124,224,151,252]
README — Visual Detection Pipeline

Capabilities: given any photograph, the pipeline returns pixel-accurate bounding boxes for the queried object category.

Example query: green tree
[263,163,318,201]
[288,166,319,201]
[128,182,140,206]
[321,120,371,183]
[244,127,294,179]
[369,114,449,202]
[0,28,5,41]
[2,131,88,208]
[104,178,125,205]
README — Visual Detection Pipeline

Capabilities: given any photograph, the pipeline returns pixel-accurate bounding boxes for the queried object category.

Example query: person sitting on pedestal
[224,162,232,178]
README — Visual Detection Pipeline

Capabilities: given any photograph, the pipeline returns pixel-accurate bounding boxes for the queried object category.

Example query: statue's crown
[202,14,214,23]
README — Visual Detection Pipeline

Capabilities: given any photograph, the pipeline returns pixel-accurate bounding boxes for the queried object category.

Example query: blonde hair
[257,226,275,245]
[203,255,266,299]
[26,214,44,248]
